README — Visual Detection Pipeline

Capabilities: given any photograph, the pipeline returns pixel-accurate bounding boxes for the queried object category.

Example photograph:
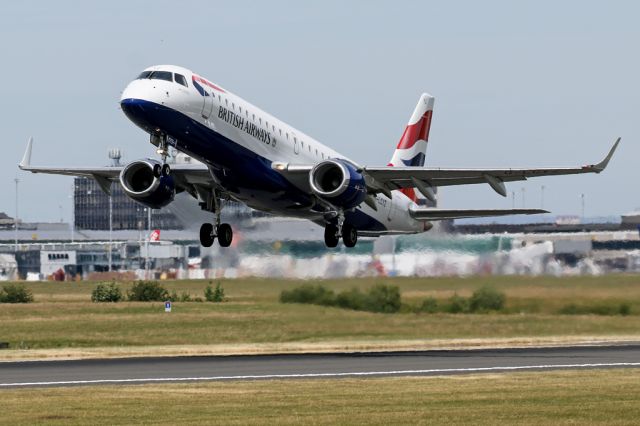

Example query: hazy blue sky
[1,1,637,222]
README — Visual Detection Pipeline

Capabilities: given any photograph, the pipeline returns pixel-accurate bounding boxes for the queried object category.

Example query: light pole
[108,194,113,272]
[581,193,585,222]
[70,183,75,243]
[14,178,19,252]
[540,185,545,209]
[511,191,515,209]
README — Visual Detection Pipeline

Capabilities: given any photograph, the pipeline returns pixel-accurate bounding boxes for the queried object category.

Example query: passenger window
[225,99,228,106]
[232,102,235,110]
[239,106,242,113]
[175,74,188,87]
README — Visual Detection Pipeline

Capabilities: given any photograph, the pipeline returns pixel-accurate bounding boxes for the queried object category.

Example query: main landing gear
[199,189,234,248]
[199,222,233,248]
[324,216,358,248]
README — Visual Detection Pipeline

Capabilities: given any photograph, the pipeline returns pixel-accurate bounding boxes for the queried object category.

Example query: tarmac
[1,344,639,388]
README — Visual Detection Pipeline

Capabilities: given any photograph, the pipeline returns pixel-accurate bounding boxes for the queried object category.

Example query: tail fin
[389,93,435,202]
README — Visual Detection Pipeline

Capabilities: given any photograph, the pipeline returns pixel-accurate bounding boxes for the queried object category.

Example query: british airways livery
[19,65,620,248]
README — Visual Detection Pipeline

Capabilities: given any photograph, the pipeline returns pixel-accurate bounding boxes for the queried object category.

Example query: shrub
[469,286,506,312]
[280,284,334,305]
[619,303,631,316]
[91,282,122,303]
[205,282,226,303]
[280,283,401,314]
[419,297,439,313]
[559,302,632,316]
[445,293,468,314]
[364,284,401,313]
[127,281,169,302]
[0,284,34,303]
[334,288,365,310]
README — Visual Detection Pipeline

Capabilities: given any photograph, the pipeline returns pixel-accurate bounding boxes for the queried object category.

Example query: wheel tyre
[152,164,162,178]
[161,163,171,176]
[324,225,339,248]
[342,224,357,248]
[217,223,233,247]
[199,223,215,247]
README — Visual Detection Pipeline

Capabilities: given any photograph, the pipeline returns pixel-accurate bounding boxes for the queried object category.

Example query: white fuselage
[120,65,425,236]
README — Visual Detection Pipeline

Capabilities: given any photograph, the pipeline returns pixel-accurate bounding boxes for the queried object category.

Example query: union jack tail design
[388,93,435,202]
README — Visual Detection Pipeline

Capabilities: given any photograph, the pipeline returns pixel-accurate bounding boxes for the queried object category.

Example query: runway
[1,344,640,388]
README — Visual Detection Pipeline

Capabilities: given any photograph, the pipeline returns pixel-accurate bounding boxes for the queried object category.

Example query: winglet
[19,137,33,170]
[590,137,620,173]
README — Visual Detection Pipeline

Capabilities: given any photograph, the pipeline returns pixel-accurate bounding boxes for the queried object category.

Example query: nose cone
[120,80,170,134]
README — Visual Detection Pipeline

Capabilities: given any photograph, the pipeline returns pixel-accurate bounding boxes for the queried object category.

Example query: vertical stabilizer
[388,93,435,201]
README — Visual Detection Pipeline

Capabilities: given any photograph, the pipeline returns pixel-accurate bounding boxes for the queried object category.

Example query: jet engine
[119,159,175,209]
[309,159,367,209]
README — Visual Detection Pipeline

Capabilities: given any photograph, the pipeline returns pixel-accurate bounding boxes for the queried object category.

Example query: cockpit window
[175,73,188,87]
[148,71,173,81]
[137,70,173,81]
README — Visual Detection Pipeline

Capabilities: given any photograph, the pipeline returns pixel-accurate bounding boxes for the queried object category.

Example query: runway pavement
[1,344,640,388]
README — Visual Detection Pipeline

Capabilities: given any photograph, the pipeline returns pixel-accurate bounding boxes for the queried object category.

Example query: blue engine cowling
[119,159,175,209]
[309,159,367,210]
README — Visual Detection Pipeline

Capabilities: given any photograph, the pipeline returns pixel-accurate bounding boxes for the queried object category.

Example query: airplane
[19,65,620,248]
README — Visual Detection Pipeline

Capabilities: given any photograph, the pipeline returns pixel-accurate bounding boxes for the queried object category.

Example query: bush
[469,286,506,312]
[91,282,122,303]
[127,281,169,302]
[364,284,401,313]
[559,302,632,316]
[334,288,365,310]
[445,293,468,313]
[619,303,631,316]
[0,284,34,303]
[419,297,439,313]
[280,284,334,305]
[205,282,226,302]
[280,283,401,314]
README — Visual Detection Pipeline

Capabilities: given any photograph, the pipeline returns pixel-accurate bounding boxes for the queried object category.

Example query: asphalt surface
[2,344,640,388]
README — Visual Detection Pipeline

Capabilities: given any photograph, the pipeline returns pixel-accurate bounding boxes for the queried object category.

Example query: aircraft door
[386,193,395,222]
[202,91,214,119]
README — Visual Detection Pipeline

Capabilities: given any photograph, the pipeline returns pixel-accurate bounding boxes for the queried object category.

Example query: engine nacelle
[119,159,175,209]
[309,159,367,210]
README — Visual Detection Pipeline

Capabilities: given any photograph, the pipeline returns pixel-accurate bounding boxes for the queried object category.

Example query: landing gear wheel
[342,224,358,248]
[152,163,162,178]
[217,223,233,247]
[324,224,339,248]
[161,163,171,176]
[199,223,215,247]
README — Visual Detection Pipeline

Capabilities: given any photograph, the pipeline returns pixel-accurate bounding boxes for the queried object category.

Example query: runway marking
[2,362,640,387]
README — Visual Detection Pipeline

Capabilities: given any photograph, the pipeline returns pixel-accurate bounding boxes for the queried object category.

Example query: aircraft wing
[273,138,620,199]
[18,137,212,196]
[364,138,620,197]
[409,207,548,221]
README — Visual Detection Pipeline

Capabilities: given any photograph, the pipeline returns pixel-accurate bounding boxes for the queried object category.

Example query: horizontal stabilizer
[409,207,548,221]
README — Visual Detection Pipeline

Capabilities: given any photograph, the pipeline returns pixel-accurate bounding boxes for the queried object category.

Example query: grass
[2,369,640,425]
[2,276,640,356]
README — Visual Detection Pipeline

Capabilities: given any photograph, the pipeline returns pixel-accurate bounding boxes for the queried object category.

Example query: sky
[0,1,638,222]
